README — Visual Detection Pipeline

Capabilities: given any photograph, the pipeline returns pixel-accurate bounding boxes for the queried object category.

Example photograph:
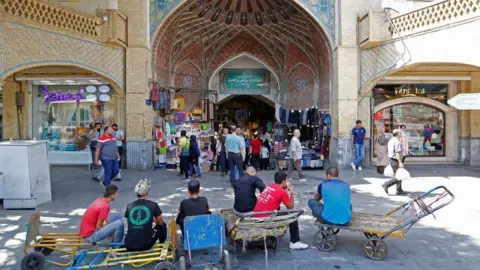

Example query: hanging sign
[42,85,84,103]
[219,69,270,95]
[448,93,480,110]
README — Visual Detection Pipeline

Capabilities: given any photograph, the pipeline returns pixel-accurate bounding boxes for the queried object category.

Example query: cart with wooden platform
[313,186,454,260]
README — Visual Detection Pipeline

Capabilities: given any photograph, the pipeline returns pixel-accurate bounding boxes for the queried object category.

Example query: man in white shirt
[382,129,406,195]
[287,129,307,182]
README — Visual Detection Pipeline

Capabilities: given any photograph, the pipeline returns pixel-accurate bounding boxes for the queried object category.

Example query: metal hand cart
[313,186,454,260]
[65,216,178,269]
[221,209,304,250]
[179,214,232,270]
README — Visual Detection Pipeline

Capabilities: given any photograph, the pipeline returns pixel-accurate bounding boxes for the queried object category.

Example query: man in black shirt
[233,166,266,213]
[124,179,166,251]
[176,179,210,236]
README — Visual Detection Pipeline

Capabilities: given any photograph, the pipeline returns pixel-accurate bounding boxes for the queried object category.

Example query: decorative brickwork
[0,0,101,37]
[174,42,203,72]
[0,21,125,90]
[287,64,315,110]
[286,42,314,74]
[174,62,201,89]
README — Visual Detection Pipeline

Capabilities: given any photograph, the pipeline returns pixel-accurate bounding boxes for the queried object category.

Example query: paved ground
[1,164,480,269]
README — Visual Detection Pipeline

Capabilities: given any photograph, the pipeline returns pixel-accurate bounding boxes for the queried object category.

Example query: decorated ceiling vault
[151,0,333,110]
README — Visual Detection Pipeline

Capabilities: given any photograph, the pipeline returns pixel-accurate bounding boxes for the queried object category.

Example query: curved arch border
[208,53,281,92]
[287,62,316,77]
[172,60,202,84]
[373,96,455,114]
[216,94,275,108]
[0,61,124,94]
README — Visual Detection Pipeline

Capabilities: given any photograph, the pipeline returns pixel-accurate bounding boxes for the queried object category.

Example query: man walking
[287,129,307,182]
[249,133,262,170]
[225,127,245,185]
[351,120,366,171]
[95,126,120,187]
[112,124,124,169]
[89,123,103,170]
[218,127,230,176]
[382,129,407,195]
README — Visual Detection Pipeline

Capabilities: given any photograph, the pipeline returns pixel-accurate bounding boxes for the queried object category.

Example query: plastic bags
[384,164,394,177]
[395,168,411,181]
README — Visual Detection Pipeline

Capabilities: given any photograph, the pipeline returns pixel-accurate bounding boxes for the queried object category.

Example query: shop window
[373,103,445,157]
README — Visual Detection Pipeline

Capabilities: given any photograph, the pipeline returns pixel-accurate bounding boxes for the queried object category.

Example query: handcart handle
[235,209,304,223]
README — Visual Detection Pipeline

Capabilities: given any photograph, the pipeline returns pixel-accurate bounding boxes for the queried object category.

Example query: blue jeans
[354,143,365,167]
[180,155,189,178]
[101,159,119,186]
[189,163,201,177]
[228,152,244,184]
[85,214,124,244]
[308,199,324,220]
[219,152,227,172]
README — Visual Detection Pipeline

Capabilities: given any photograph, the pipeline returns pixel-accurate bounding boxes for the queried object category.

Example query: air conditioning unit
[358,10,392,49]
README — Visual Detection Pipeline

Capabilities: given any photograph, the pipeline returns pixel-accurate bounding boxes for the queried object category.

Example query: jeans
[219,152,227,172]
[126,224,166,251]
[180,155,189,178]
[250,154,260,170]
[90,141,98,169]
[260,158,269,170]
[354,143,365,167]
[85,214,124,244]
[228,152,244,184]
[101,159,119,186]
[308,199,324,220]
[189,160,202,177]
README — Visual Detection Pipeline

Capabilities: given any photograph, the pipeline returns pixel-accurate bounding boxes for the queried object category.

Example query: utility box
[0,140,52,209]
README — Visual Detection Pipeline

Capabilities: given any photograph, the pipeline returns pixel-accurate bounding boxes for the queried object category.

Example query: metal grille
[126,140,154,170]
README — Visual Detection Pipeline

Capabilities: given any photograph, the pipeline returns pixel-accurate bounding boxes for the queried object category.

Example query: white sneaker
[358,166,363,171]
[299,178,307,182]
[350,163,356,171]
[289,241,308,250]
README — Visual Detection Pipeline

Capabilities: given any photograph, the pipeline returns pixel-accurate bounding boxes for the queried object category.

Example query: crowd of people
[79,166,352,252]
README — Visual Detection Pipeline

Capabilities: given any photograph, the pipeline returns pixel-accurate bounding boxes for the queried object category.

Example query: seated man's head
[135,178,152,199]
[326,167,339,180]
[188,179,201,196]
[246,166,257,176]
[104,185,119,201]
[274,171,288,189]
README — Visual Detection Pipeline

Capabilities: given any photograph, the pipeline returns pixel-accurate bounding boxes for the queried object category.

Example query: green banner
[219,69,270,95]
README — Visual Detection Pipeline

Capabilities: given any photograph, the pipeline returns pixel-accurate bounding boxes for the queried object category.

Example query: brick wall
[287,65,315,110]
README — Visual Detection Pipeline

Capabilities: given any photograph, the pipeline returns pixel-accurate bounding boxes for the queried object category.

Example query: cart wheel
[34,246,54,256]
[364,239,388,260]
[223,250,232,270]
[179,256,187,270]
[332,229,340,235]
[314,229,336,252]
[266,236,278,250]
[364,233,379,239]
[21,252,46,270]
[154,261,176,270]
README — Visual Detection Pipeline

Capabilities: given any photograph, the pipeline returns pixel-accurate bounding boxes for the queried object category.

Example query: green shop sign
[219,69,271,95]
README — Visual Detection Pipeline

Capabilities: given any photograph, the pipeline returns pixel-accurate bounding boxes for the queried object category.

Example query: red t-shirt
[79,198,110,237]
[250,138,262,155]
[253,184,290,217]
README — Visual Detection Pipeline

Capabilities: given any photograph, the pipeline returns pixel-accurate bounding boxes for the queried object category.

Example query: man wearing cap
[124,179,166,251]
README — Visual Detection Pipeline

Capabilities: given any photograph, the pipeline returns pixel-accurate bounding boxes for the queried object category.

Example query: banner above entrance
[219,69,270,95]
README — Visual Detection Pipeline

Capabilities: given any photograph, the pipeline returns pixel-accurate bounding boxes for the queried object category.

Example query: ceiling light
[89,79,100,83]
[65,80,75,83]
[40,80,51,83]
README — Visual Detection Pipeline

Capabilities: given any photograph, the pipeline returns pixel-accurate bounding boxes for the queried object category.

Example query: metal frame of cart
[313,186,454,260]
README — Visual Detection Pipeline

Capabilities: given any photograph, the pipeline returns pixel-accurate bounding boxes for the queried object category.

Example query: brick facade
[287,65,315,110]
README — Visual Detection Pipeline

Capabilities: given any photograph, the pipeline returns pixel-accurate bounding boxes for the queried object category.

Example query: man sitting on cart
[308,167,352,225]
[124,178,167,251]
[253,171,309,250]
[233,166,266,213]
[79,185,124,244]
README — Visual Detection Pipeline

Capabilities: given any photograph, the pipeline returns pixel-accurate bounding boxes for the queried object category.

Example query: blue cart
[180,214,232,270]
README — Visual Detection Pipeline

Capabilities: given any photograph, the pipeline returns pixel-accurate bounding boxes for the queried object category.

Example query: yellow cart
[313,186,454,260]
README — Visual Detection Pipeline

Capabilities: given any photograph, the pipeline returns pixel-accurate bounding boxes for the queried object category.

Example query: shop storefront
[372,83,455,160]
[31,84,119,165]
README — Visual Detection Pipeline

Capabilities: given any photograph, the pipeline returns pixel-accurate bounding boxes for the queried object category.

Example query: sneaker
[299,178,307,182]
[382,184,389,195]
[396,189,408,195]
[350,163,356,171]
[358,166,363,171]
[289,241,308,250]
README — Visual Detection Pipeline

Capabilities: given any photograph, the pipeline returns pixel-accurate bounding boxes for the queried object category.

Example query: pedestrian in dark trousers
[225,127,245,185]
[382,129,407,195]
[209,136,217,171]
[95,126,120,187]
[112,124,124,169]
[188,135,202,178]
[177,131,190,180]
[260,140,270,170]
[88,123,103,170]
[249,133,262,170]
[218,128,230,176]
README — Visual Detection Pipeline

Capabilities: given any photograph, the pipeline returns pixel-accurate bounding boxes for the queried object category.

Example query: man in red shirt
[253,171,308,250]
[79,185,124,244]
[249,133,262,170]
[95,126,120,187]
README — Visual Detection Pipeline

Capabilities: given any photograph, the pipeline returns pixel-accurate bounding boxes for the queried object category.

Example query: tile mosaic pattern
[174,61,201,89]
[150,0,335,43]
[287,64,315,110]
[0,21,125,89]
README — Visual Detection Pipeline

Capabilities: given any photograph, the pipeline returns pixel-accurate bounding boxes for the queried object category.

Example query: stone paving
[1,164,480,269]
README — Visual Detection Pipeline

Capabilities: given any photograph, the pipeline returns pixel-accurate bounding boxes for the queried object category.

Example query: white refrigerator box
[0,140,52,209]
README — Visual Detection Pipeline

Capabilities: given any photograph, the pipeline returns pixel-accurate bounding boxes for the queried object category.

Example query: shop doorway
[216,95,275,137]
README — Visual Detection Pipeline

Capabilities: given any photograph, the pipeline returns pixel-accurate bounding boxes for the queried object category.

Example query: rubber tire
[223,250,232,270]
[267,237,278,250]
[363,239,388,261]
[313,229,337,252]
[179,256,187,270]
[154,261,176,270]
[332,229,340,235]
[21,252,46,270]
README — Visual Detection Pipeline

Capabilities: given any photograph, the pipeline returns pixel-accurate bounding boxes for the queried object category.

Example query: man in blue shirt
[225,127,245,185]
[351,120,366,171]
[308,167,351,225]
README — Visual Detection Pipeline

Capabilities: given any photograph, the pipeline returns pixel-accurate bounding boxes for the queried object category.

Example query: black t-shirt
[176,197,209,226]
[233,174,266,213]
[124,199,162,249]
